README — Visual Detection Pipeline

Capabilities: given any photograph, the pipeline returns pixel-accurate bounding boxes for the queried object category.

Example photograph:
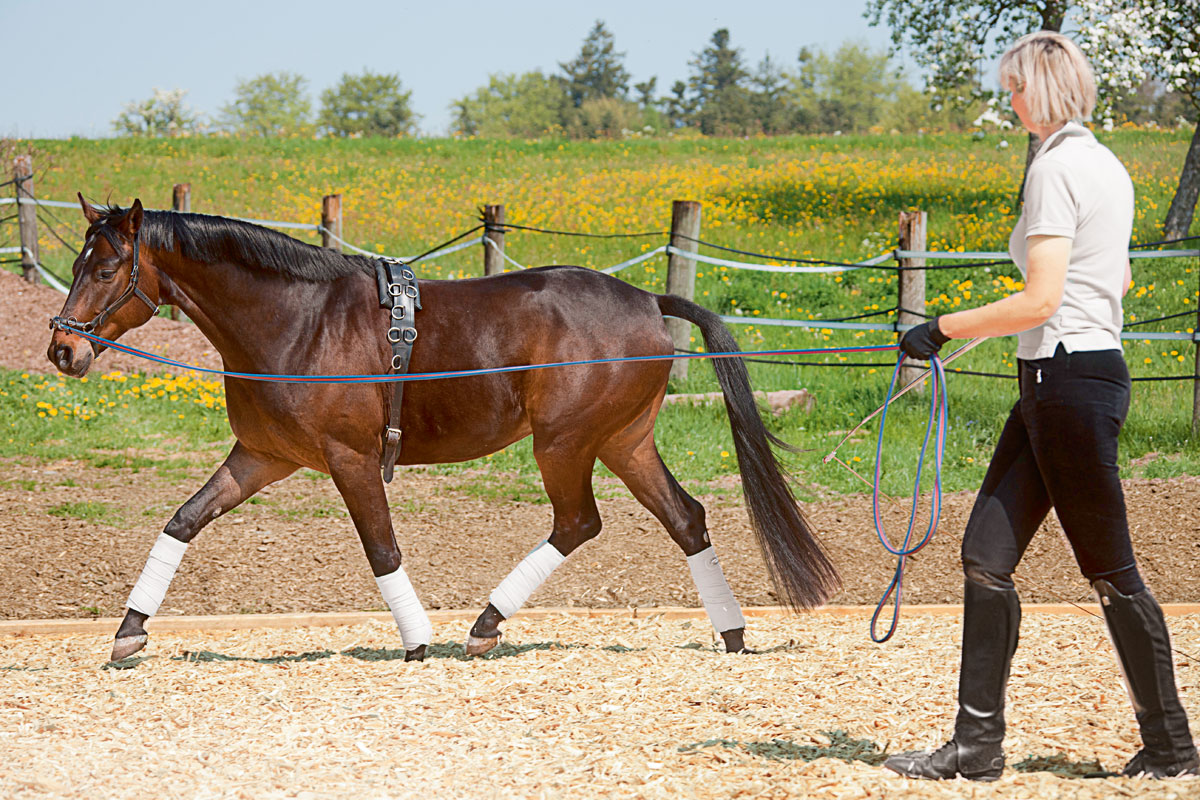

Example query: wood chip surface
[2,612,1198,799]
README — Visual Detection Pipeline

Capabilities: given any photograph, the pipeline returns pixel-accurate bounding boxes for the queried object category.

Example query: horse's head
[48,196,162,377]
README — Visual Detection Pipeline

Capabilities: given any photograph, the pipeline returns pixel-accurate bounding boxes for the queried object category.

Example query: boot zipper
[1036,368,1042,384]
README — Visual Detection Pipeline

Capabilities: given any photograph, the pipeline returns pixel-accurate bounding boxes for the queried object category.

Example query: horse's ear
[79,193,102,224]
[115,199,144,237]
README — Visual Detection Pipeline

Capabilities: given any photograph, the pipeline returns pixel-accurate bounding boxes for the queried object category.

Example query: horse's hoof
[110,634,148,662]
[404,645,426,663]
[465,633,500,657]
[720,628,750,654]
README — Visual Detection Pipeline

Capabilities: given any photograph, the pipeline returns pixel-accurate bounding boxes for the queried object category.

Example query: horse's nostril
[56,345,73,369]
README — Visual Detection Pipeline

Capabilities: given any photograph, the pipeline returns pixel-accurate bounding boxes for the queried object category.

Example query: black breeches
[961,345,1144,595]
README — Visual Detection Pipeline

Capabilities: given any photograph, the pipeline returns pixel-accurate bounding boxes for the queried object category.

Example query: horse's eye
[97,269,117,281]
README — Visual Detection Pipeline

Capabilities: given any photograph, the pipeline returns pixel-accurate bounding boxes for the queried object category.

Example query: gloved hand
[899,317,950,359]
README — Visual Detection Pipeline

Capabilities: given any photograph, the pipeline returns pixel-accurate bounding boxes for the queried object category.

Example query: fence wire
[7,195,1199,374]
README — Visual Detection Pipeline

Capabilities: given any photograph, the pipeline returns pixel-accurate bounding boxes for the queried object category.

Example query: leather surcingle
[375,258,421,483]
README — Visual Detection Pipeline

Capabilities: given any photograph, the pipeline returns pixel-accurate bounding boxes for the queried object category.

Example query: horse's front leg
[328,452,432,662]
[111,442,296,661]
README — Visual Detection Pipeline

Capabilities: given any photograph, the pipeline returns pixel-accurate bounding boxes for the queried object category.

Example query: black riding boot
[1095,580,1200,779]
[885,577,1020,781]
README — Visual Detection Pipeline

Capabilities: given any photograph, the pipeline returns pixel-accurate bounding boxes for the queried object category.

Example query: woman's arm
[1123,258,1131,297]
[938,235,1071,339]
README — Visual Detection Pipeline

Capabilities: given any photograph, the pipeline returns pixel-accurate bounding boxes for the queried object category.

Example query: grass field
[4,130,1198,496]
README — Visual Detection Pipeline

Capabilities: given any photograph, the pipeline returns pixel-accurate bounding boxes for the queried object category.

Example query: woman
[885,31,1199,782]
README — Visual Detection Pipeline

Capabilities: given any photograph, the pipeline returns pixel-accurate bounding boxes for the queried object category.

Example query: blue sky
[3,0,906,138]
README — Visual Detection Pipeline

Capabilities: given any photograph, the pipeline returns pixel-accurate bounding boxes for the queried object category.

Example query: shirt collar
[1037,121,1093,157]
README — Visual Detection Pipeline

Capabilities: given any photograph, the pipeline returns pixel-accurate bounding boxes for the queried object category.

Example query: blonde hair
[999,31,1096,126]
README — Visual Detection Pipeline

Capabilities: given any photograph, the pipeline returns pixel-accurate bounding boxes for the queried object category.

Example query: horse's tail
[656,293,841,610]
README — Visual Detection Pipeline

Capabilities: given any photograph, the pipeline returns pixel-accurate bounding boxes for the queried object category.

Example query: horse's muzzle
[48,330,94,377]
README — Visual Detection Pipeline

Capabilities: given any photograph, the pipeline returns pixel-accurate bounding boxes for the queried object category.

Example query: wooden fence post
[321,194,342,251]
[898,210,928,387]
[13,155,39,285]
[483,204,505,276]
[665,200,702,381]
[172,182,191,213]
[167,183,192,319]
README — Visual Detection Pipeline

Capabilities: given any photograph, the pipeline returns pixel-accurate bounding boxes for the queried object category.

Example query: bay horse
[47,197,840,663]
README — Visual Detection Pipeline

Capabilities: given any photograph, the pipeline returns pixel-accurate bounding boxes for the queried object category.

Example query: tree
[1076,0,1200,236]
[113,88,203,137]
[749,54,794,135]
[867,0,1072,203]
[866,1,1069,106]
[664,80,697,128]
[807,42,904,133]
[631,78,668,135]
[219,72,311,137]
[633,77,659,110]
[319,70,416,138]
[451,71,567,138]
[688,28,756,135]
[559,20,631,107]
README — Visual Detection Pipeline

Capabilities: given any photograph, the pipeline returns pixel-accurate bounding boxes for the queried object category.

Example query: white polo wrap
[376,566,433,650]
[687,546,746,633]
[127,533,189,617]
[489,541,566,619]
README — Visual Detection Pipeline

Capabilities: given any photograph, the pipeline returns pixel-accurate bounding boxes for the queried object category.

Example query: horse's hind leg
[328,452,432,662]
[600,430,750,653]
[111,442,297,661]
[467,446,601,656]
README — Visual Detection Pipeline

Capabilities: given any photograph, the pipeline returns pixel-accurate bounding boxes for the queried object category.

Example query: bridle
[49,225,159,334]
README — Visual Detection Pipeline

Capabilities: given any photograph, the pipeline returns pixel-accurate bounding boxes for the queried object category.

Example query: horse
[47,197,841,663]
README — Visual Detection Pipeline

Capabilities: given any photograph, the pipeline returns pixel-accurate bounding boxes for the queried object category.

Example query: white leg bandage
[489,541,567,619]
[687,546,746,633]
[376,566,433,650]
[127,533,189,617]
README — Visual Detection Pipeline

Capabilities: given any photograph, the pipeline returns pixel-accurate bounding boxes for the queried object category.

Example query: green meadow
[4,130,1198,496]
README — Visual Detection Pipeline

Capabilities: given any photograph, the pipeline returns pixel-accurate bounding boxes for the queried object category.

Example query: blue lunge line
[59,324,900,383]
[869,352,949,643]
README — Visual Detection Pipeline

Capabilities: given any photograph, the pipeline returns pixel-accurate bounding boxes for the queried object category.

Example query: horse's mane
[96,205,376,282]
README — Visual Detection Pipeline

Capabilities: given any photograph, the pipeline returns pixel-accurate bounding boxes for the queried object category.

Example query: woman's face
[1010,87,1035,134]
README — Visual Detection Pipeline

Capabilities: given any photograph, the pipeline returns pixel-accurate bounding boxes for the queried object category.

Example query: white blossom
[1076,0,1199,119]
[867,0,1199,123]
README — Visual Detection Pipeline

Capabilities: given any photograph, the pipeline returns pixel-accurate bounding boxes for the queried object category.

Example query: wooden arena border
[3,603,1200,636]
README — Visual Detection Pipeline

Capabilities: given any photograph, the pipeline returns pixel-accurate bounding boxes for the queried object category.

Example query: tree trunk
[1041,0,1067,32]
[1015,9,1061,209]
[1163,120,1200,240]
[1017,131,1043,208]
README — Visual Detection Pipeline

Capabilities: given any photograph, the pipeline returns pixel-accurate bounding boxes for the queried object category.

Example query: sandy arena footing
[2,609,1198,799]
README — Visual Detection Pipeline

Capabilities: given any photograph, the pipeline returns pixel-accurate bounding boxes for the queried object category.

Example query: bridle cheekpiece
[49,226,159,334]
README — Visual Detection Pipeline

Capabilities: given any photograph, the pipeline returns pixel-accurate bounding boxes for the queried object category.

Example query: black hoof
[404,645,427,662]
[720,627,750,654]
[469,603,505,640]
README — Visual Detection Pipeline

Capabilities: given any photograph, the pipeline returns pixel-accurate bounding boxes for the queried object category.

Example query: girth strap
[375,258,421,483]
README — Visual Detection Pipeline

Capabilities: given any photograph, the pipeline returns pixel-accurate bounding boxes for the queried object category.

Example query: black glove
[899,317,950,360]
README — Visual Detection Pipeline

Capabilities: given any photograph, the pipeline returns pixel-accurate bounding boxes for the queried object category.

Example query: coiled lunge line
[869,352,948,643]
[824,338,986,643]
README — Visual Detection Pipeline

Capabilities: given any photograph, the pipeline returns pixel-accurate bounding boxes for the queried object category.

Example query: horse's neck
[159,251,313,370]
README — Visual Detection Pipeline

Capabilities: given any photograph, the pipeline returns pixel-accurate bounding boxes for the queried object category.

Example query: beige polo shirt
[1008,121,1134,359]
